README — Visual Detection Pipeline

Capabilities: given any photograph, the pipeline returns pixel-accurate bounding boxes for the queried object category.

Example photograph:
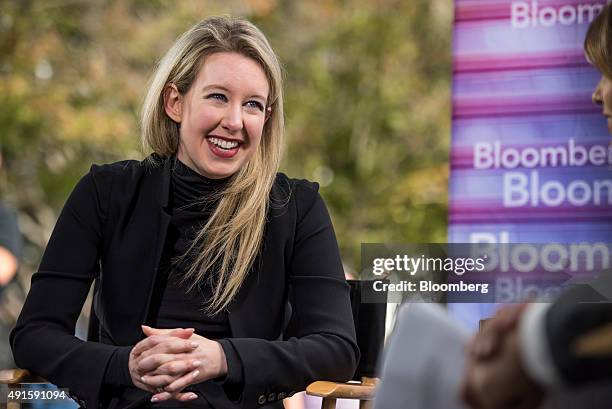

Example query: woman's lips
[206,136,241,159]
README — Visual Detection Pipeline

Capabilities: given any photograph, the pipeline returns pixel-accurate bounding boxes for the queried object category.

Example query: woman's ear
[264,106,272,123]
[163,84,183,123]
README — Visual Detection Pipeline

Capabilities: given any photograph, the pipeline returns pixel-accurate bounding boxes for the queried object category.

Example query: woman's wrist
[215,340,229,378]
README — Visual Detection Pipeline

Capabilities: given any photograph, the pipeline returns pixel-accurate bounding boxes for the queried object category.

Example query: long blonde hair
[140,16,284,314]
[585,3,612,79]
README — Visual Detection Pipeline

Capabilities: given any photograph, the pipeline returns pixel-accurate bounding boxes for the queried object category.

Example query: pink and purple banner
[448,0,612,329]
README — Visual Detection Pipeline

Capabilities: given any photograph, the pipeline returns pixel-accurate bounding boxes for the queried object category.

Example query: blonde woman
[11,17,358,409]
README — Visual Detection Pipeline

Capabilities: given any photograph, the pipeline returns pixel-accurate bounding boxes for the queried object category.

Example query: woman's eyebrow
[201,84,231,93]
[201,84,267,101]
[248,93,268,102]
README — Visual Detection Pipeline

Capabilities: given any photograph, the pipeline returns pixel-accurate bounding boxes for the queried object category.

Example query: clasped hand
[460,304,544,409]
[128,326,228,403]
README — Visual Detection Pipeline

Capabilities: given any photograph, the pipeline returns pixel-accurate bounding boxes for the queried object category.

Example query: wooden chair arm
[0,369,47,384]
[306,380,376,400]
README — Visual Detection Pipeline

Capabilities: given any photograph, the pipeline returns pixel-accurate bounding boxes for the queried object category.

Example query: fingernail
[140,376,146,382]
[192,360,202,367]
[151,397,158,402]
[188,393,198,400]
[192,370,200,379]
[191,342,198,348]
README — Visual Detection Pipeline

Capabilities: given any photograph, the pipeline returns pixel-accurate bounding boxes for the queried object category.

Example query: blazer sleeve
[226,180,360,408]
[545,297,612,386]
[10,165,119,409]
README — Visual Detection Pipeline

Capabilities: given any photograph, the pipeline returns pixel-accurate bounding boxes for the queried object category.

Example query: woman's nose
[221,104,243,131]
[592,77,604,106]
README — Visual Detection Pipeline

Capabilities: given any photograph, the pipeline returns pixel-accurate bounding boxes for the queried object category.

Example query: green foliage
[0,0,451,277]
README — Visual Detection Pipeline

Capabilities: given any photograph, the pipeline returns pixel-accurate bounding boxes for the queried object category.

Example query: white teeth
[208,137,239,150]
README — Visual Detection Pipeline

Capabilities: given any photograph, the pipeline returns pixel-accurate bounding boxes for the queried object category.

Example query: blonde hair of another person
[140,16,284,314]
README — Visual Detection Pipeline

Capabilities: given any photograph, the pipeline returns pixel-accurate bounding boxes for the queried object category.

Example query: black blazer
[545,289,612,386]
[10,154,359,409]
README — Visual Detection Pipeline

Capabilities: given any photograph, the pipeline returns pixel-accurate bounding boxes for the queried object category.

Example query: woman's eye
[207,93,227,102]
[245,100,264,111]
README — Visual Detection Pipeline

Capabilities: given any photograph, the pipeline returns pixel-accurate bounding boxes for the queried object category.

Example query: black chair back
[348,280,387,380]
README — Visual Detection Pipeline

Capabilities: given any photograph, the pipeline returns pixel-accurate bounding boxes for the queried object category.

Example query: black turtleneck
[103,157,244,407]
[150,156,231,338]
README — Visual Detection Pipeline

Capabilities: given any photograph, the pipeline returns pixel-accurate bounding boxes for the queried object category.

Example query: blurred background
[0,0,452,392]
[0,0,452,334]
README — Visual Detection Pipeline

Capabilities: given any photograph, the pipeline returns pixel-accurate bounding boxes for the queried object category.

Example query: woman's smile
[206,135,243,158]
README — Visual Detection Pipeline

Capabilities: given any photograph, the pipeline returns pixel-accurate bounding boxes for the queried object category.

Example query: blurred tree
[0,0,451,287]
[265,0,452,270]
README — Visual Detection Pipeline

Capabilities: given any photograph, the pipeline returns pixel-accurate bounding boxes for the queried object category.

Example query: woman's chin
[197,164,238,179]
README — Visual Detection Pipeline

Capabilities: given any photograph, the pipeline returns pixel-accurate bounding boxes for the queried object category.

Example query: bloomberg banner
[449,0,612,330]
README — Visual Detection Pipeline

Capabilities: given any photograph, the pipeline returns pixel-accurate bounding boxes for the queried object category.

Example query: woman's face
[592,74,612,135]
[166,52,270,179]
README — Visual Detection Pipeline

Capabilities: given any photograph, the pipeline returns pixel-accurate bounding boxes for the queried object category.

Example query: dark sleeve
[217,339,243,384]
[216,339,244,402]
[103,345,134,387]
[10,165,120,409]
[546,293,612,386]
[226,180,359,408]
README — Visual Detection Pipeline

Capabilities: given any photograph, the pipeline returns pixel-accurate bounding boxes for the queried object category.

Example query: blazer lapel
[140,156,172,327]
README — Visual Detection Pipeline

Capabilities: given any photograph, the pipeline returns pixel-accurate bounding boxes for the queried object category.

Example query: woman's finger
[140,373,175,388]
[163,369,201,394]
[166,328,194,338]
[142,325,194,338]
[144,339,199,358]
[150,391,199,403]
[150,391,173,403]
[138,351,199,373]
[151,359,202,377]
[132,335,167,356]
[134,336,198,357]
[138,353,182,372]
[174,392,200,402]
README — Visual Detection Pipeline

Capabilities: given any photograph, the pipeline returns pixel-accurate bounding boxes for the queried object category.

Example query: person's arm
[518,303,564,389]
[220,180,360,408]
[104,345,135,387]
[536,298,612,386]
[216,338,244,392]
[0,204,22,285]
[462,297,612,409]
[10,165,123,409]
[0,246,18,286]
